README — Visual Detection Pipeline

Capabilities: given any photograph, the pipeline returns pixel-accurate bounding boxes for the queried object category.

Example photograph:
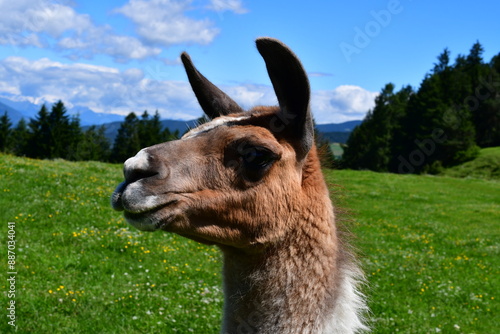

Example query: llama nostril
[125,168,158,184]
[123,149,159,183]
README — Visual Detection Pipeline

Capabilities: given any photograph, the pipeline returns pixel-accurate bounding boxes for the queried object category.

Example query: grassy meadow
[1,153,499,333]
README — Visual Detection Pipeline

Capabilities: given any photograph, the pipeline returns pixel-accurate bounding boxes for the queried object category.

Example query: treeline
[342,42,500,174]
[0,101,178,163]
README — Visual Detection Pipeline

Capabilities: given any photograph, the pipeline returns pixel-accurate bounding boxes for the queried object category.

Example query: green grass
[326,171,499,333]
[1,153,499,333]
[0,155,222,333]
[440,147,500,180]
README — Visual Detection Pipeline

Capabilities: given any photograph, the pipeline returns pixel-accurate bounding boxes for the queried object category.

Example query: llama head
[111,38,315,249]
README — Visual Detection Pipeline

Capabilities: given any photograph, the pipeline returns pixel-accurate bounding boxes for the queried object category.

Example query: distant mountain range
[316,120,361,133]
[0,97,124,126]
[0,97,361,143]
[0,101,24,124]
[94,119,361,144]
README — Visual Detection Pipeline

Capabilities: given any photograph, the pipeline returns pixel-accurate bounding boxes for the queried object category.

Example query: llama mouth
[122,199,179,231]
[124,199,178,216]
[111,181,180,230]
[111,181,127,211]
[112,181,171,212]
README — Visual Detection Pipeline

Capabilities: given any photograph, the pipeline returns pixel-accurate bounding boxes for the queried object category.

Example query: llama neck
[220,159,342,333]
[220,150,367,334]
[220,215,339,334]
[220,215,367,334]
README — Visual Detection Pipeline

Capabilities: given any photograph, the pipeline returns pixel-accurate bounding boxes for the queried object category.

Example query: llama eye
[242,147,275,168]
[224,141,280,183]
[238,146,277,182]
[241,146,276,168]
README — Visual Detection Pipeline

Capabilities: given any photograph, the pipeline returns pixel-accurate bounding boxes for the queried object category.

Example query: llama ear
[256,38,313,161]
[181,52,243,119]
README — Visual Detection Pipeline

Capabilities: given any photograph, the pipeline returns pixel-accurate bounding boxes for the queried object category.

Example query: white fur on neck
[324,265,369,333]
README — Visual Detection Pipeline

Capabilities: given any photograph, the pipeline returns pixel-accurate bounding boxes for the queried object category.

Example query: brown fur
[112,38,368,333]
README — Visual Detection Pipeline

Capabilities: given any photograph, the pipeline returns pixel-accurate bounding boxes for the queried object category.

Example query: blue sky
[0,0,499,123]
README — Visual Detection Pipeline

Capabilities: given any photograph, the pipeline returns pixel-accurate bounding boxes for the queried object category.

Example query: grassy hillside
[440,147,500,180]
[1,154,498,333]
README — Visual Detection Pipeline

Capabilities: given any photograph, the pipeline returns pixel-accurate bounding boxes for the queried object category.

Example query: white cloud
[0,56,375,124]
[0,0,91,39]
[308,72,334,78]
[115,0,220,46]
[224,84,277,108]
[0,56,198,119]
[0,0,253,62]
[218,84,375,123]
[206,0,248,14]
[201,83,375,123]
[311,85,377,123]
[0,0,249,61]
[0,0,161,61]
[56,29,162,62]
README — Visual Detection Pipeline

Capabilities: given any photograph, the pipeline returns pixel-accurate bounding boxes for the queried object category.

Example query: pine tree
[154,111,176,142]
[161,126,175,142]
[138,110,152,146]
[342,83,412,171]
[27,104,51,158]
[473,52,500,147]
[433,48,450,73]
[65,114,83,160]
[47,100,81,159]
[111,112,141,163]
[344,42,497,174]
[138,110,165,147]
[75,125,111,161]
[312,119,337,169]
[0,112,12,152]
[10,118,30,156]
[386,85,414,171]
[398,55,478,173]
[466,41,484,68]
[48,100,69,158]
